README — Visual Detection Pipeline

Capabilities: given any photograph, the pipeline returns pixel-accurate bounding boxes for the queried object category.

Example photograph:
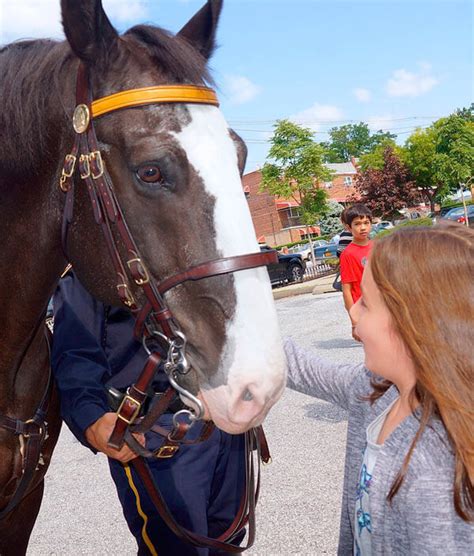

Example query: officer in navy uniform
[52,271,245,555]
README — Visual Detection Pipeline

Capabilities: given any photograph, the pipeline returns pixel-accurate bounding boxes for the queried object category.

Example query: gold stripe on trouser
[123,463,158,556]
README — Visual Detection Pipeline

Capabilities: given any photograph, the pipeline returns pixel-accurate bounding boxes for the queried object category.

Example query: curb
[272,273,339,300]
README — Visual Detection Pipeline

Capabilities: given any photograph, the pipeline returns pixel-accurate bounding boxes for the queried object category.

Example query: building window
[344,176,353,187]
[324,181,333,189]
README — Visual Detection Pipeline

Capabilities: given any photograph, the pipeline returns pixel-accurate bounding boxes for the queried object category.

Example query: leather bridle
[56,64,277,551]
[0,326,53,521]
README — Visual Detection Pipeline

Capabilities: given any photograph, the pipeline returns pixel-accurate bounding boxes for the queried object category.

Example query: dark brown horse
[0,0,286,553]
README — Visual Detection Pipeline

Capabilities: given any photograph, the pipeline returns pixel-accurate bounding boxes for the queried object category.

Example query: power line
[228,115,442,126]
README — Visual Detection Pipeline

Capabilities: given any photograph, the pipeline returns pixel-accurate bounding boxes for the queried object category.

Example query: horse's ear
[177,0,223,59]
[61,0,119,64]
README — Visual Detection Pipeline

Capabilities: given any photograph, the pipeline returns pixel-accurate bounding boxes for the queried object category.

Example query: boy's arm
[342,282,354,315]
[340,253,359,340]
[285,337,366,411]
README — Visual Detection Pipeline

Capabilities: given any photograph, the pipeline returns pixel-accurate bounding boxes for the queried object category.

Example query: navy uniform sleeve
[51,273,111,450]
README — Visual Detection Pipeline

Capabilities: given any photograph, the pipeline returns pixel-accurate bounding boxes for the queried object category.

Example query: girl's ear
[177,0,223,60]
[61,0,119,65]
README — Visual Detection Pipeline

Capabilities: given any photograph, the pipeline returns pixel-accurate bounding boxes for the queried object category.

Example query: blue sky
[1,0,472,171]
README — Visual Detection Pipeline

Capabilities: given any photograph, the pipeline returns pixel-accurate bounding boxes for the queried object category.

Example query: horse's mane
[0,40,72,174]
[0,25,212,177]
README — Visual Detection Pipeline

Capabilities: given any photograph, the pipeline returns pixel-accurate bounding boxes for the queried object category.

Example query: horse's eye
[136,164,163,184]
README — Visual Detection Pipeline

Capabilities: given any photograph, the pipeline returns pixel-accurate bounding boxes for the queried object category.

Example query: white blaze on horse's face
[172,104,287,433]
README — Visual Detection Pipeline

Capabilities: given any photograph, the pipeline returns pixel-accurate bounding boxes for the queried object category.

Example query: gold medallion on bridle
[72,104,90,134]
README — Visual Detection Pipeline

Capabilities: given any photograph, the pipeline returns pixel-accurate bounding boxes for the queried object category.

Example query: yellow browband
[91,85,219,118]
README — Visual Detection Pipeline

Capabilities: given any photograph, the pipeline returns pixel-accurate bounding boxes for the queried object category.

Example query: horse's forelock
[124,25,214,87]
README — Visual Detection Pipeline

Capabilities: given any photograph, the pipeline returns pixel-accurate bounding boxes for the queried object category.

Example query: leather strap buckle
[116,394,142,425]
[154,444,179,459]
[79,153,91,179]
[59,154,77,191]
[89,150,105,179]
[116,280,136,308]
[127,256,150,286]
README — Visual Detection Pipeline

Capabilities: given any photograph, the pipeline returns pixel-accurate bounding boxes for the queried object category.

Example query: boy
[339,204,372,340]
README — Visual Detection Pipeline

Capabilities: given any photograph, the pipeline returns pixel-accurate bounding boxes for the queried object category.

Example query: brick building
[242,159,359,247]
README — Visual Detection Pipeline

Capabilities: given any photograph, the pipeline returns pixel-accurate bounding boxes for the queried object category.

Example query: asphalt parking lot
[28,290,364,556]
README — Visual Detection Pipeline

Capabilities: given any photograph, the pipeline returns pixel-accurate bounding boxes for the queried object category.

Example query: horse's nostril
[241,388,254,402]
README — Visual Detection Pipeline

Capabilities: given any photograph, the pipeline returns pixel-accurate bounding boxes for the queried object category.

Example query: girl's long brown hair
[369,221,473,521]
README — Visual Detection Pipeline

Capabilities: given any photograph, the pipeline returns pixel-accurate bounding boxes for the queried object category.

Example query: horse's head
[60,0,286,434]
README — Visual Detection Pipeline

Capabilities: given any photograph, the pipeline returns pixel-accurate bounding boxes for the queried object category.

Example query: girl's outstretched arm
[285,337,367,411]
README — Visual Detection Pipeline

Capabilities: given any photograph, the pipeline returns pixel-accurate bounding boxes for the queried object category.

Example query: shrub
[376,217,433,238]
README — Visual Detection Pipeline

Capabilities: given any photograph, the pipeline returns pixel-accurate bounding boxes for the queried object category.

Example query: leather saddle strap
[130,429,257,552]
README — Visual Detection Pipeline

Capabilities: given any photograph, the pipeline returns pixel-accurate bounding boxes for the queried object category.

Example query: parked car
[260,245,306,286]
[441,205,474,227]
[312,239,338,261]
[289,239,338,261]
[369,221,394,238]
[289,243,313,260]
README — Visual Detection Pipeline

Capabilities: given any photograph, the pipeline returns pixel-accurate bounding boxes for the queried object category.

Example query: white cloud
[224,74,262,105]
[289,102,344,133]
[0,0,149,43]
[353,87,372,103]
[386,63,438,97]
[367,114,396,132]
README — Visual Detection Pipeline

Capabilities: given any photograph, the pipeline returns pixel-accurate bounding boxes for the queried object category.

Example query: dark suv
[260,245,306,286]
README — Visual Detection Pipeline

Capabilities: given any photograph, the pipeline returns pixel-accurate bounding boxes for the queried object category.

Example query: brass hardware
[22,418,43,439]
[59,154,77,191]
[116,282,136,308]
[72,104,90,133]
[116,394,142,425]
[127,257,150,286]
[79,154,91,179]
[89,150,105,179]
[154,445,179,459]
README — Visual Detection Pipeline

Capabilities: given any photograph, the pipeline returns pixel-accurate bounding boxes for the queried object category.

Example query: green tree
[403,113,474,211]
[261,120,333,249]
[359,139,403,172]
[403,127,443,212]
[318,200,344,236]
[455,103,474,122]
[321,122,396,163]
[434,114,474,195]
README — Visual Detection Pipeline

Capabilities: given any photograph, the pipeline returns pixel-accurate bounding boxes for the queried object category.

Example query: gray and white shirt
[284,338,473,555]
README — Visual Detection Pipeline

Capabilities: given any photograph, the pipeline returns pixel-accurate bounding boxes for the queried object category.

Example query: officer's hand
[85,412,145,463]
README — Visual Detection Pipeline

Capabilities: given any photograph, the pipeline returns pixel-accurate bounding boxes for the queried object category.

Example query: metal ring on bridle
[142,330,171,356]
[167,371,205,421]
[171,408,198,431]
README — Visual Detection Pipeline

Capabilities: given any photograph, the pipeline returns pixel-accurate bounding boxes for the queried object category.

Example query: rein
[0,327,53,521]
[57,64,276,551]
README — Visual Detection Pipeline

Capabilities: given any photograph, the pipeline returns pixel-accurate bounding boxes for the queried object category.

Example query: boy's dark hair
[345,203,372,226]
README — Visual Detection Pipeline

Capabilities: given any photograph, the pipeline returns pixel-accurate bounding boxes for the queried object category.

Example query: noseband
[57,65,274,552]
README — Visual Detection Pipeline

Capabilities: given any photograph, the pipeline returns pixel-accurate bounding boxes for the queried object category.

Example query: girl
[285,222,473,554]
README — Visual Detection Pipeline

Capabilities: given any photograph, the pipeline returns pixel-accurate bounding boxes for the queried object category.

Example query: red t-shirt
[340,241,372,303]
